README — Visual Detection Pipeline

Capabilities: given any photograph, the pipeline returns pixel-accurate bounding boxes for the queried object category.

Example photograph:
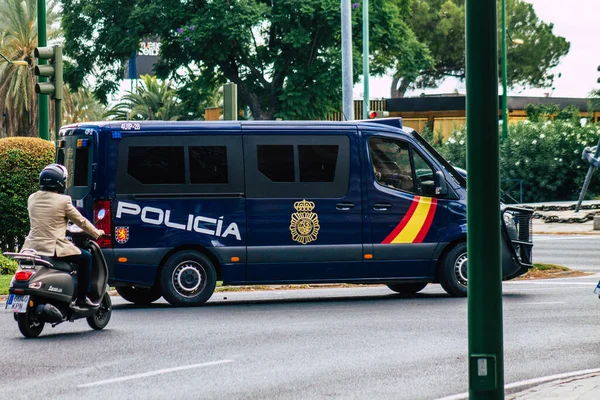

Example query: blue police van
[55,118,533,306]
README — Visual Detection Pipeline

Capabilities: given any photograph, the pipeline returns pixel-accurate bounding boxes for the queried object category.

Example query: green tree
[105,75,182,121]
[63,86,107,124]
[0,0,61,137]
[392,0,570,97]
[61,0,430,120]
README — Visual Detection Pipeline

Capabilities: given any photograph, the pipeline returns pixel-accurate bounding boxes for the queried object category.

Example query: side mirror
[435,171,448,197]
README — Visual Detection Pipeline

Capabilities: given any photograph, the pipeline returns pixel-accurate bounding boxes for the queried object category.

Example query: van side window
[128,146,186,184]
[116,135,244,196]
[369,138,414,192]
[245,135,350,198]
[257,145,295,182]
[189,146,228,184]
[299,145,338,182]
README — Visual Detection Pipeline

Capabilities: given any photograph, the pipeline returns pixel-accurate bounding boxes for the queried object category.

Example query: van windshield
[411,131,466,188]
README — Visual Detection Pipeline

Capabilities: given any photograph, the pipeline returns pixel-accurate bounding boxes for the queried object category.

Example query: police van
[56,118,533,306]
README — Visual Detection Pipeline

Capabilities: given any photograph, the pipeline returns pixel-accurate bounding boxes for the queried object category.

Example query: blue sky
[359,0,599,100]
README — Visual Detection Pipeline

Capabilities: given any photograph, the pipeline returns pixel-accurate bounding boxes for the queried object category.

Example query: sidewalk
[508,372,600,399]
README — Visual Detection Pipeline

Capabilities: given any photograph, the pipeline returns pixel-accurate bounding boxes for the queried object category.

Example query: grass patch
[532,263,569,271]
[0,274,12,295]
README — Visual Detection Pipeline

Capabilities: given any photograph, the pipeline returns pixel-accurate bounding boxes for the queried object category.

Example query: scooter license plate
[5,294,30,313]
[595,281,600,295]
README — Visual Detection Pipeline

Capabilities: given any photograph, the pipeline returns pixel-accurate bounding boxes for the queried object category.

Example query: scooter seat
[40,256,74,272]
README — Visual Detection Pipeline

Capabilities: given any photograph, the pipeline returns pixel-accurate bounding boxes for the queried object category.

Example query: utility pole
[362,0,369,119]
[223,83,238,121]
[37,0,49,140]
[466,0,504,398]
[341,0,354,121]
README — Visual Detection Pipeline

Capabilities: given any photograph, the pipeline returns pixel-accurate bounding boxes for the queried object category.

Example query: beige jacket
[21,191,102,257]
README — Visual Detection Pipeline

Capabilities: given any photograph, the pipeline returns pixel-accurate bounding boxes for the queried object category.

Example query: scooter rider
[21,164,105,308]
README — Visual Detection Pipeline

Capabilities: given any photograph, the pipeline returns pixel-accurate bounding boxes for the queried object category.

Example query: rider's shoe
[75,297,100,308]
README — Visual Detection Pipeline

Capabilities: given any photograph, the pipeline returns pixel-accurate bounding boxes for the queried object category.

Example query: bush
[432,120,600,203]
[0,253,18,275]
[0,138,55,251]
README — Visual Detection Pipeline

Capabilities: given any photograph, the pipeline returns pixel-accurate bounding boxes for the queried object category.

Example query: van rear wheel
[159,251,217,307]
[116,286,161,305]
[439,242,468,297]
[386,282,427,296]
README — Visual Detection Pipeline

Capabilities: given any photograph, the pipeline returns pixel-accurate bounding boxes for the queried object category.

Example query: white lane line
[517,301,565,305]
[533,236,600,241]
[77,359,234,388]
[435,368,600,400]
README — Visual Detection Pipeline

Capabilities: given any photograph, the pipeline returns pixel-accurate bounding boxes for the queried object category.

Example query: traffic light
[34,45,63,137]
[368,110,389,119]
[597,65,600,84]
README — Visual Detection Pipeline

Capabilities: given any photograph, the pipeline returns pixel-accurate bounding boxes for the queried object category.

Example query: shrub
[0,138,55,251]
[0,253,18,275]
[431,120,600,203]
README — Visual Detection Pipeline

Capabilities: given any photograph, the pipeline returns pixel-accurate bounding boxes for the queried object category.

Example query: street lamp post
[362,0,369,119]
[501,0,508,142]
[38,0,49,140]
[0,53,28,67]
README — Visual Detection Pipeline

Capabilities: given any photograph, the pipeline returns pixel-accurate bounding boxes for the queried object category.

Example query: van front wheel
[159,251,217,307]
[439,242,468,297]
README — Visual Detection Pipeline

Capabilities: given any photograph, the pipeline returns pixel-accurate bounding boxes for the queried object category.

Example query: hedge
[433,120,600,203]
[0,137,55,251]
[0,253,18,275]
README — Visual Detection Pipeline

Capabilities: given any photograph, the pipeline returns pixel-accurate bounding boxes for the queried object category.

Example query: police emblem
[289,200,320,245]
[115,226,130,244]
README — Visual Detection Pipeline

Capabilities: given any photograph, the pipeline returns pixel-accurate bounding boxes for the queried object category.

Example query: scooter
[4,225,112,338]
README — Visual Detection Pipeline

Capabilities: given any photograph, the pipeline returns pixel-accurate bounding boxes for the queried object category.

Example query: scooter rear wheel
[87,293,112,330]
[17,304,45,338]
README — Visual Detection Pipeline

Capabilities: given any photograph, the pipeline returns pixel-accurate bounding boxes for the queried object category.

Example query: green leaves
[393,0,570,97]
[62,0,420,120]
[0,138,55,251]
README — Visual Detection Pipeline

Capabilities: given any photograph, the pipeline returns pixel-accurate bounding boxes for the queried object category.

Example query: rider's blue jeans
[56,249,92,300]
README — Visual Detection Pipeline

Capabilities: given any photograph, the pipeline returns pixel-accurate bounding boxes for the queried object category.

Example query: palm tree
[106,75,183,121]
[0,0,60,138]
[63,86,106,125]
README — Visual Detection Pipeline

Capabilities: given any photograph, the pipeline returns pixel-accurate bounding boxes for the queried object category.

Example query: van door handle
[373,202,392,211]
[336,202,355,211]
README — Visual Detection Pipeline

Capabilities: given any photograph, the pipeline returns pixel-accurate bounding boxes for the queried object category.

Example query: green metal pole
[362,0,369,119]
[501,0,508,142]
[466,0,504,398]
[37,0,49,140]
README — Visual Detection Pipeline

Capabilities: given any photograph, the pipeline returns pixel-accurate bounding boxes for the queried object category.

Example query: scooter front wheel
[17,302,45,338]
[87,292,112,330]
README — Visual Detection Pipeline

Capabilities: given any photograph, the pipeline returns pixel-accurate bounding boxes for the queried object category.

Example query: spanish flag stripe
[413,198,438,243]
[381,196,421,244]
[390,197,434,243]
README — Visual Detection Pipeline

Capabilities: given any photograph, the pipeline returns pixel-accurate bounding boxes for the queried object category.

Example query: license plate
[595,281,600,295]
[5,294,30,313]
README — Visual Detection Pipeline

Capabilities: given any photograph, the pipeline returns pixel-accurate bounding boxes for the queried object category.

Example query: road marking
[77,359,234,388]
[436,368,600,400]
[533,235,600,241]
[517,301,565,305]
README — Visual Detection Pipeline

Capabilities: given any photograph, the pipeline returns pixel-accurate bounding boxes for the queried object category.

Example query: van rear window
[74,148,90,187]
[127,146,185,185]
